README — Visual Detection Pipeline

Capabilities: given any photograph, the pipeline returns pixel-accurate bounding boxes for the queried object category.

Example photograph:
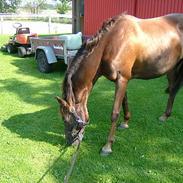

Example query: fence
[0,14,72,35]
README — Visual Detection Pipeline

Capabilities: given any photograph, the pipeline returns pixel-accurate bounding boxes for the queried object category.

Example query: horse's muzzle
[64,121,86,146]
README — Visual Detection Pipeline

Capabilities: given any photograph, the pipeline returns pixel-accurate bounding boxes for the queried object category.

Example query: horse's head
[56,96,88,145]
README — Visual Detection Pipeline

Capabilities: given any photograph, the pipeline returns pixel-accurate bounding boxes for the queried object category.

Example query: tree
[0,0,21,13]
[23,0,47,14]
[57,0,71,14]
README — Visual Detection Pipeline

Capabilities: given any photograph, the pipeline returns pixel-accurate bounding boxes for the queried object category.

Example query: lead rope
[64,140,81,183]
[63,113,85,183]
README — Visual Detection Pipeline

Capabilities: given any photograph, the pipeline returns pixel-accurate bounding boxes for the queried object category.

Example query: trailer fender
[35,46,57,64]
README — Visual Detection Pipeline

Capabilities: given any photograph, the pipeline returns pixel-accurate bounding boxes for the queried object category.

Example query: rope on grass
[37,145,67,183]
[37,142,81,183]
[64,141,81,183]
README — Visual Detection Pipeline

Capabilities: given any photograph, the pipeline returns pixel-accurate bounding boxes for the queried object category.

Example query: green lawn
[0,35,183,183]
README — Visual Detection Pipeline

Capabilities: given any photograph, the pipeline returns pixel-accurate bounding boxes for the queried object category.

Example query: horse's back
[132,14,183,79]
[101,13,183,80]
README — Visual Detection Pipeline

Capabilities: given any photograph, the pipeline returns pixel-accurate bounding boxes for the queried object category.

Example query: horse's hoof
[159,115,167,122]
[100,146,112,156]
[118,123,129,129]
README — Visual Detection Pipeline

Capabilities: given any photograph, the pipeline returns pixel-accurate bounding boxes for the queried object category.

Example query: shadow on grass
[2,76,183,182]
[1,51,67,78]
[1,50,183,182]
[0,78,60,106]
[2,108,64,146]
[0,52,68,106]
[3,106,183,183]
[1,53,67,145]
[2,107,72,182]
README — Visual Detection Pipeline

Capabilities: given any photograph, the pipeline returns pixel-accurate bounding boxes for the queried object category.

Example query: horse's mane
[62,14,125,104]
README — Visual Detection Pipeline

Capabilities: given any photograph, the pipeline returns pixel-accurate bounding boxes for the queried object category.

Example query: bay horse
[56,13,183,155]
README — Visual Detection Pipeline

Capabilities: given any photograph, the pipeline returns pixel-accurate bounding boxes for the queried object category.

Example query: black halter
[70,109,88,128]
[69,109,88,142]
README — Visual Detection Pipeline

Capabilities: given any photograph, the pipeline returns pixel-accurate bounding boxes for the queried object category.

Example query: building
[72,0,183,36]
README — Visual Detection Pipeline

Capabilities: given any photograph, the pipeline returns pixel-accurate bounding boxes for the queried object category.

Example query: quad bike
[1,23,38,57]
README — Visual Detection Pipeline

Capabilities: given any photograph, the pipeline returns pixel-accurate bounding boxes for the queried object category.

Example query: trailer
[30,32,82,73]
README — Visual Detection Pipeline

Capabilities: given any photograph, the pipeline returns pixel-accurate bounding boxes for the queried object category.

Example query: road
[0,21,72,35]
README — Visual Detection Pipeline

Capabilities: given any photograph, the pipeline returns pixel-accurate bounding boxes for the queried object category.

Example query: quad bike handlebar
[12,22,22,29]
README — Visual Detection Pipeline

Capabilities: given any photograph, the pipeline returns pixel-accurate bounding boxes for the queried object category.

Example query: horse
[56,13,183,155]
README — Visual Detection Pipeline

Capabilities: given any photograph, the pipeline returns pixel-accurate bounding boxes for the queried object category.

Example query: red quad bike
[2,23,37,57]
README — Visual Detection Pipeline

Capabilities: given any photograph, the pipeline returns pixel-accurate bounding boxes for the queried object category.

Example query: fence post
[0,16,3,34]
[48,16,51,34]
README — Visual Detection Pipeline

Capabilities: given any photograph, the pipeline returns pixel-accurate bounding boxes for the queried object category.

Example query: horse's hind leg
[160,67,183,122]
[118,92,131,129]
[165,70,175,93]
[101,72,128,155]
[159,92,176,121]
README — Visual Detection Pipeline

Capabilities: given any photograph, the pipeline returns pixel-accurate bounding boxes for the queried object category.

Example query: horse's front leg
[101,73,128,155]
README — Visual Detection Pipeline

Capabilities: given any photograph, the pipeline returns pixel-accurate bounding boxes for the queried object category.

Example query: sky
[21,0,58,6]
[46,0,58,5]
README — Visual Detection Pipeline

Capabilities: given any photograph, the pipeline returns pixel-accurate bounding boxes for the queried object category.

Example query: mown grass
[0,35,183,183]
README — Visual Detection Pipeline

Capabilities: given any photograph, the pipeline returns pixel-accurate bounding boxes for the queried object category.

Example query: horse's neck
[72,44,104,103]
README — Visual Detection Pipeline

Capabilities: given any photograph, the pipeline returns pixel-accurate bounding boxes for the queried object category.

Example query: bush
[56,0,71,14]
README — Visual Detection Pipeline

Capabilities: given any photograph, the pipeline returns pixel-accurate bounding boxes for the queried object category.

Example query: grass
[0,35,183,183]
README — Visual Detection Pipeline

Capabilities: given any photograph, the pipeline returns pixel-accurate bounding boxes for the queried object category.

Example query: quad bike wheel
[0,45,7,52]
[18,47,26,57]
[6,44,16,54]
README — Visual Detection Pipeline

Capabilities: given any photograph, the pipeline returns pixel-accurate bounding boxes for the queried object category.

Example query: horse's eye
[75,117,80,121]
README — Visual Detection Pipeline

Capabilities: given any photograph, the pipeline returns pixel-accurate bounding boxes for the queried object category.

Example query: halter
[70,108,88,128]
[67,108,88,143]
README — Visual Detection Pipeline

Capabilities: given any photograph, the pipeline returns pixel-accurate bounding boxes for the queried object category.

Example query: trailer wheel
[18,47,26,58]
[0,45,7,52]
[6,44,16,54]
[36,50,52,73]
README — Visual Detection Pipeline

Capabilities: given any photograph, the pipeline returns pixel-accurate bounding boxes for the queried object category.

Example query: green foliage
[57,0,71,14]
[23,0,47,14]
[0,35,183,182]
[0,0,21,13]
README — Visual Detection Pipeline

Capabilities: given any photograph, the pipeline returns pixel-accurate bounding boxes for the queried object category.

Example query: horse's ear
[55,96,68,108]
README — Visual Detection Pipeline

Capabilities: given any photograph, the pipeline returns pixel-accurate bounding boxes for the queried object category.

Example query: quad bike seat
[15,27,37,45]
[16,27,30,34]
